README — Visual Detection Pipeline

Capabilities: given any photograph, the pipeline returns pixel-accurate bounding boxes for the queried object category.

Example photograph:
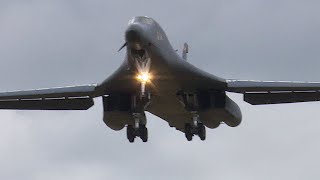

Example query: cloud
[0,1,320,180]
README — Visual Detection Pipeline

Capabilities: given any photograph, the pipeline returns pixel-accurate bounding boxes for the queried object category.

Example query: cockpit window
[128,16,154,25]
[156,31,164,40]
[143,17,154,25]
[128,18,135,25]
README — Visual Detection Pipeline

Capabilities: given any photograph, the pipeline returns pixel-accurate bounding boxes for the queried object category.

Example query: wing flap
[227,80,320,105]
[0,85,97,100]
[0,98,94,110]
[244,92,320,105]
[227,80,320,93]
[0,85,97,110]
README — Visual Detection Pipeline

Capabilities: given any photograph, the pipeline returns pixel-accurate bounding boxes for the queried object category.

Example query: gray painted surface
[0,1,320,180]
[0,16,317,133]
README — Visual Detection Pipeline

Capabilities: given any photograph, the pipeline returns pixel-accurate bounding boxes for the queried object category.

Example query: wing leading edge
[0,85,97,110]
[227,80,320,105]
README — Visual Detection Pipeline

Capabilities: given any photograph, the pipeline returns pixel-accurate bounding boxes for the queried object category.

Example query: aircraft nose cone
[125,23,144,43]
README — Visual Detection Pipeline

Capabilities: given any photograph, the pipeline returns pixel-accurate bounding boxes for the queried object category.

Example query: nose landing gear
[126,93,151,143]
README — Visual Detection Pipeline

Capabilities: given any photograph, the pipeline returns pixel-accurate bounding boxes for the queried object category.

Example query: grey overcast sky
[1,0,320,180]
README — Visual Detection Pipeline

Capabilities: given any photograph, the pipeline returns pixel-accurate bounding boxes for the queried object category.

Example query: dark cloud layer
[0,1,320,179]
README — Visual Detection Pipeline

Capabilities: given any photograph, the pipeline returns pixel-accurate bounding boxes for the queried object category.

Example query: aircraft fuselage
[99,17,242,137]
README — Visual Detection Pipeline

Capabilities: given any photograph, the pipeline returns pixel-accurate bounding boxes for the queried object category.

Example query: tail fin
[182,43,189,60]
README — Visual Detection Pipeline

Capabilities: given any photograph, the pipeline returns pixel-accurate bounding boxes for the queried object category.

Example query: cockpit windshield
[128,16,154,25]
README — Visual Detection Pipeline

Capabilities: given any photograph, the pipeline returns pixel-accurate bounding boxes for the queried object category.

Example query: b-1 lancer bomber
[1,16,320,143]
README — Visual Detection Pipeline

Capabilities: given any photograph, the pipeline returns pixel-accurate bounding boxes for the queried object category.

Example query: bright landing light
[137,72,151,83]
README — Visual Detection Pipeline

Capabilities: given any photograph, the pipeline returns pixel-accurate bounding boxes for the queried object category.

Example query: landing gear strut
[126,65,151,143]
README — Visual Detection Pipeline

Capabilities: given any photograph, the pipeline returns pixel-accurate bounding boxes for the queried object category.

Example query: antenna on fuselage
[182,42,188,60]
[118,42,127,52]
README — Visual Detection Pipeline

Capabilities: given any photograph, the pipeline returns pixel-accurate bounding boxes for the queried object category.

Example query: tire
[141,127,148,142]
[127,125,135,143]
[140,124,148,142]
[185,124,193,141]
[198,123,206,141]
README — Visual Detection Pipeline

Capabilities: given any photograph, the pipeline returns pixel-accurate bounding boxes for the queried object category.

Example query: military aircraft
[1,16,320,143]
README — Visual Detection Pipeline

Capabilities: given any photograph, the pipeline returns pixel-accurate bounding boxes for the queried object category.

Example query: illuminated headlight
[137,72,151,83]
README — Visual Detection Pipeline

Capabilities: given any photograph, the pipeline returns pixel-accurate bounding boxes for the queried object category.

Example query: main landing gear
[184,112,206,141]
[127,123,148,143]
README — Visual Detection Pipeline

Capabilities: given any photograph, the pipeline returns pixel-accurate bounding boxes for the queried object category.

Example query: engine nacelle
[102,94,132,131]
[197,91,242,129]
[102,94,148,131]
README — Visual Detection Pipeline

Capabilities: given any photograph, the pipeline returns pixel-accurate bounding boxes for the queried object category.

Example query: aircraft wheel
[127,125,135,143]
[185,123,193,141]
[198,123,206,141]
[140,125,148,142]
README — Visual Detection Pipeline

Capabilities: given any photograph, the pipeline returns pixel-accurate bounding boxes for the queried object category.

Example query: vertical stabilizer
[182,43,189,60]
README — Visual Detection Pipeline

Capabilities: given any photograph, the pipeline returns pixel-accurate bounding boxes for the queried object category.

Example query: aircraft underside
[102,37,242,143]
[102,92,242,142]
